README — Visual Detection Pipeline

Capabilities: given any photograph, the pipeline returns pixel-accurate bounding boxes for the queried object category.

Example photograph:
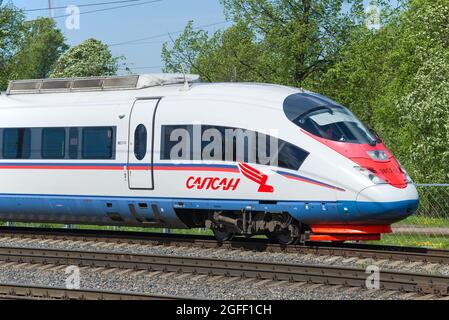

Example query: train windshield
[295,107,377,145]
[283,93,377,145]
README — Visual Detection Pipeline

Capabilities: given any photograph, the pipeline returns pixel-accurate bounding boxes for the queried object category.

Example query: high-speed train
[0,74,418,244]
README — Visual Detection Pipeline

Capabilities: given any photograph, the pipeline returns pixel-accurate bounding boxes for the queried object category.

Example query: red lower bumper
[309,224,392,242]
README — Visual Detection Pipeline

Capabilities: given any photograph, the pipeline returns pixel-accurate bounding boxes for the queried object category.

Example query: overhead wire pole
[48,0,53,18]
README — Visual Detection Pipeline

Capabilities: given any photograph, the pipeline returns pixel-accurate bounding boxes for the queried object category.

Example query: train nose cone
[355,184,419,224]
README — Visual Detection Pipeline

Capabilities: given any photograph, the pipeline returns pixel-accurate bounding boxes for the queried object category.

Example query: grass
[368,234,449,249]
[397,215,449,228]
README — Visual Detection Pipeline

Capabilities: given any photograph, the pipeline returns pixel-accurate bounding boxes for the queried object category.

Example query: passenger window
[82,127,114,159]
[42,128,66,159]
[2,128,31,159]
[134,124,147,160]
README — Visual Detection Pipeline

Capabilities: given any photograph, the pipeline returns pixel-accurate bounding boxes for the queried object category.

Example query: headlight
[367,150,389,161]
[354,166,386,184]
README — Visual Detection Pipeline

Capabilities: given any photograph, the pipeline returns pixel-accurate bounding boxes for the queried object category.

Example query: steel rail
[0,245,447,295]
[0,283,183,300]
[0,226,448,264]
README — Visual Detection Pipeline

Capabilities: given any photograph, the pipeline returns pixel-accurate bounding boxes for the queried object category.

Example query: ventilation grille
[6,73,200,95]
[7,75,139,95]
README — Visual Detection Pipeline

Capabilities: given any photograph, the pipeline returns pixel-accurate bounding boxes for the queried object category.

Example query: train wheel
[266,230,298,245]
[212,226,235,243]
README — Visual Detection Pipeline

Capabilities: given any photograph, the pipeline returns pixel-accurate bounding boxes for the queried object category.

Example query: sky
[9,0,397,75]
[10,0,230,74]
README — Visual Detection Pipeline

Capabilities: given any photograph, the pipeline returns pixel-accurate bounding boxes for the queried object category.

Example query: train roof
[0,74,303,109]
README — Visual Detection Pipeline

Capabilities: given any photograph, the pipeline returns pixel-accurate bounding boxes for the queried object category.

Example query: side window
[42,128,66,159]
[134,124,147,160]
[160,124,308,170]
[3,128,31,159]
[277,141,309,171]
[82,127,114,159]
[161,125,193,160]
[201,125,225,161]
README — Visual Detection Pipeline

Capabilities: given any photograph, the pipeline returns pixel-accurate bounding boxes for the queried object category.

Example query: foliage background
[162,0,449,183]
[1,0,448,183]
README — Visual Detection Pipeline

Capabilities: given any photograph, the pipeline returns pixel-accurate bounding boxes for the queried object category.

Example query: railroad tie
[287,282,307,289]
[15,238,33,244]
[361,288,381,298]
[407,261,423,268]
[422,263,440,273]
[49,265,68,271]
[93,241,108,247]
[80,241,95,246]
[252,279,272,288]
[414,294,437,300]
[48,239,63,245]
[14,263,30,269]
[116,269,134,276]
[175,273,192,280]
[239,277,257,285]
[101,268,119,275]
[145,271,163,279]
[191,274,209,281]
[372,259,389,266]
[70,240,85,245]
[79,266,91,272]
[221,277,240,285]
[324,256,341,263]
[0,262,18,268]
[355,258,371,265]
[341,257,358,264]
[266,280,288,288]
[343,286,362,294]
[307,283,325,290]
[376,290,399,299]
[387,260,405,267]
[24,263,41,270]
[37,264,56,271]
[207,275,224,283]
[400,292,420,299]
[38,239,53,244]
[130,270,147,277]
[160,272,177,279]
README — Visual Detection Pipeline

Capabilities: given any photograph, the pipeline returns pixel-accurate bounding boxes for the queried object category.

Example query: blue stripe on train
[0,193,418,226]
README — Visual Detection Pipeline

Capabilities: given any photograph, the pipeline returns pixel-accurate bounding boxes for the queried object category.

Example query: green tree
[51,38,123,78]
[163,0,367,86]
[396,50,449,183]
[311,0,449,181]
[0,2,24,89]
[9,18,68,80]
[1,2,68,89]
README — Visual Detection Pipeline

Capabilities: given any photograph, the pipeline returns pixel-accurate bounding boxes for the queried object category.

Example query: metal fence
[388,184,449,248]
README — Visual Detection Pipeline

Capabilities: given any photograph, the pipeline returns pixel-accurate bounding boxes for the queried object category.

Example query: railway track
[0,245,448,296]
[0,283,182,300]
[0,226,448,264]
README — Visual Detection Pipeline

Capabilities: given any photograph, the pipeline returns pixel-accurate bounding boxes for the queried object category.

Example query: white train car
[0,74,418,244]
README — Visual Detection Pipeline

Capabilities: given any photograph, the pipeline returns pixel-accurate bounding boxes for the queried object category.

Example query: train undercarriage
[177,209,392,245]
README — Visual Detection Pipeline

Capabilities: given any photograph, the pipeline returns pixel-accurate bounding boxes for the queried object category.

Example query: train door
[128,98,160,189]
